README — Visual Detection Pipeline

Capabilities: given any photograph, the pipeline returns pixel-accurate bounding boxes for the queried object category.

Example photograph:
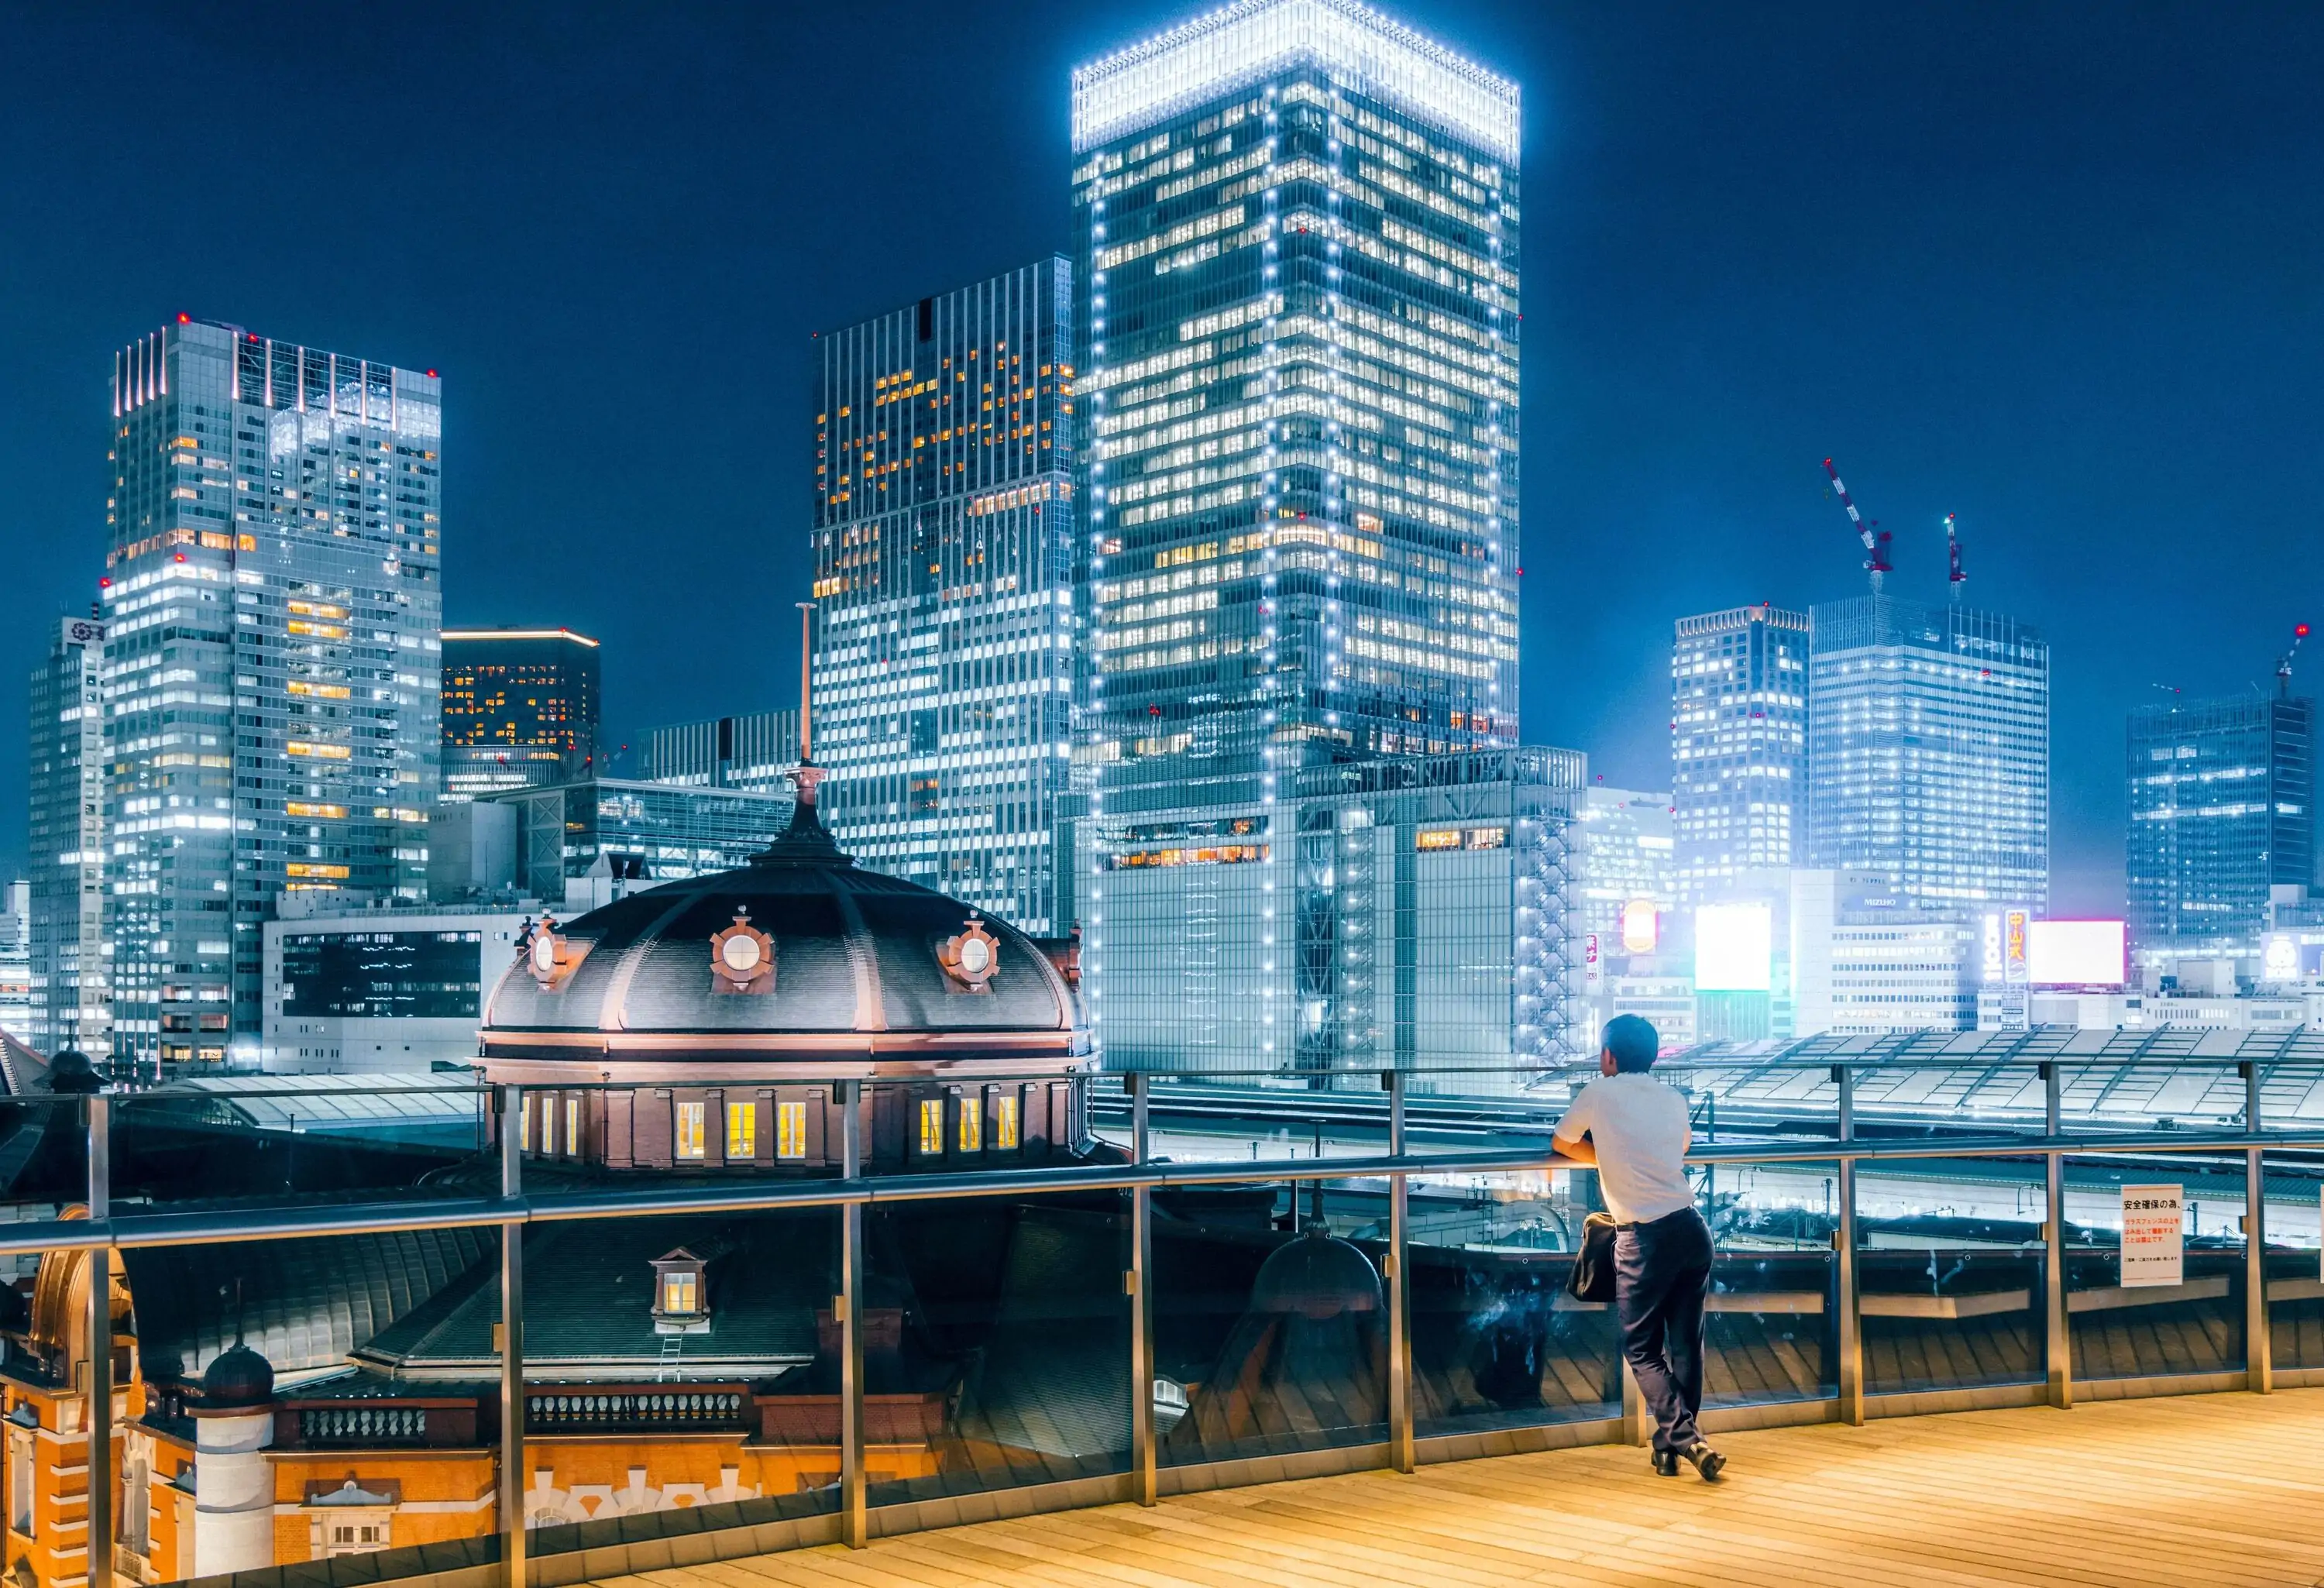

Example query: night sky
[4,1,2319,913]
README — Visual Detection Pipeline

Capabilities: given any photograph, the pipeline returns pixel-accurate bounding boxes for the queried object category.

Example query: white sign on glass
[2119,1184,2184,1288]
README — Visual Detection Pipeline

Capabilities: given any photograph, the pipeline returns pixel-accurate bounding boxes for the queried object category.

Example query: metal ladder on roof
[655,1333,683,1382]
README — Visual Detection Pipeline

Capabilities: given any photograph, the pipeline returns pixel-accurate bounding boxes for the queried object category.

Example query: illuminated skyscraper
[27,614,111,1055]
[1073,1,1524,1064]
[1072,0,1520,812]
[440,627,601,799]
[1670,604,1809,897]
[103,318,442,1064]
[2126,692,2314,964]
[1807,595,2048,912]
[809,260,1079,934]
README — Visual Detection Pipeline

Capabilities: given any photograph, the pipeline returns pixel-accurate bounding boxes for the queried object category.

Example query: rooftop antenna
[1943,514,1965,604]
[2278,623,2312,699]
[1823,458,1892,593]
[792,601,824,810]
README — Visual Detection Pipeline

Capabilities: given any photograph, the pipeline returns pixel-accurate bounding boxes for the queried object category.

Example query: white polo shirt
[1552,1073,1696,1225]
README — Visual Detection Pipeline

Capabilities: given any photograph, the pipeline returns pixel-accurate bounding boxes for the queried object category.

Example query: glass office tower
[103,319,442,1065]
[1807,595,2049,913]
[2126,693,2315,964]
[1672,604,1810,898]
[440,627,601,799]
[1071,0,1521,820]
[809,260,1078,936]
[27,615,111,1056]
[1074,1,1526,1069]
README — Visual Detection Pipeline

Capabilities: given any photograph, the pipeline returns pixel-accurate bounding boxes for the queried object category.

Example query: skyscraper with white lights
[1072,0,1539,1072]
[1671,604,1809,898]
[809,260,1080,935]
[103,318,442,1064]
[1072,0,1520,813]
[1807,594,2048,913]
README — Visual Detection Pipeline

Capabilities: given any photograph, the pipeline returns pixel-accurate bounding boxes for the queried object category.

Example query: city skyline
[4,2,2321,920]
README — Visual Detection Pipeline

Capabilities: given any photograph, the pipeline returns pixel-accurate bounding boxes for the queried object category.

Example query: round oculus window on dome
[530,933,558,975]
[720,933,763,973]
[958,936,991,975]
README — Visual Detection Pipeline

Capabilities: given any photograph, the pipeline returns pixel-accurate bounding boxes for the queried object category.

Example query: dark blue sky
[4,1,2319,912]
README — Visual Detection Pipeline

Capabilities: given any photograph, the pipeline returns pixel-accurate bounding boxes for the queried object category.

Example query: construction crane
[2278,623,2312,698]
[1943,513,1965,603]
[1823,458,1892,592]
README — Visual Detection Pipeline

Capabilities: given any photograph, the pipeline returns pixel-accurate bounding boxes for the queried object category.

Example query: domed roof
[200,1340,274,1410]
[1250,1229,1384,1322]
[480,791,1087,1064]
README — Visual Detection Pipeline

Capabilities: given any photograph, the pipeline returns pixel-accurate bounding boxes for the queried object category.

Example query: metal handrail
[40,1088,2324,1588]
[15,1125,2324,1260]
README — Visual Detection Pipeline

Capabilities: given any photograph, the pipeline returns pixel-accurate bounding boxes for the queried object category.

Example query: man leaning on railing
[1551,1013,1727,1481]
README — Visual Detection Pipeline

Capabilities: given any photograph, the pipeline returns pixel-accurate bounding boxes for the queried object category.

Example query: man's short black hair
[1602,1013,1659,1074]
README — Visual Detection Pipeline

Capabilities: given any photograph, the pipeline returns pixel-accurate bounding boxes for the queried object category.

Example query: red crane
[1823,458,1892,590]
[2279,623,2312,698]
[1944,513,1965,603]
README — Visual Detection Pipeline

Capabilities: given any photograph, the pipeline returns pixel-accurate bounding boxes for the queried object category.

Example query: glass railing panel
[1409,1166,1621,1439]
[1856,1153,2047,1395]
[1701,1157,1838,1408]
[99,1222,504,1586]
[521,1206,843,1552]
[863,1190,1130,1504]
[0,1095,98,1221]
[111,1075,497,1212]
[2064,1150,2248,1383]
[1852,1064,2044,1139]
[2263,1150,2324,1372]
[1154,1171,1388,1466]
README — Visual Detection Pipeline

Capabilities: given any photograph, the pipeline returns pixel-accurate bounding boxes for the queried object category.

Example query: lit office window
[727,1101,757,1159]
[958,1095,983,1153]
[995,1093,1019,1150]
[565,1097,580,1156]
[676,1102,706,1160]
[776,1101,808,1160]
[917,1098,944,1154]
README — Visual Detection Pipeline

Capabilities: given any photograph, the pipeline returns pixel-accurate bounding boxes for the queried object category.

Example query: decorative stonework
[523,913,584,991]
[708,909,775,995]
[937,915,999,993]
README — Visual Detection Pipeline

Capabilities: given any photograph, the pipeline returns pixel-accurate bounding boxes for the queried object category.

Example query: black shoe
[1650,1449,1679,1477]
[1679,1441,1726,1481]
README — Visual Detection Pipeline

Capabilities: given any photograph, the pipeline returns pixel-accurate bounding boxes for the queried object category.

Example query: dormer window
[650,1247,710,1333]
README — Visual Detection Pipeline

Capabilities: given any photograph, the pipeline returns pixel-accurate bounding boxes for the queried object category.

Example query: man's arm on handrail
[1549,1129,1596,1166]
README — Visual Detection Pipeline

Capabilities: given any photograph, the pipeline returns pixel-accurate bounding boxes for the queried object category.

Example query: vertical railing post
[837,1079,868,1548]
[497,1085,525,1588]
[85,1094,112,1588]
[2042,1063,2071,1409]
[1833,1067,1862,1427]
[1383,1070,1414,1473]
[1126,1075,1157,1505]
[2244,1061,2271,1395]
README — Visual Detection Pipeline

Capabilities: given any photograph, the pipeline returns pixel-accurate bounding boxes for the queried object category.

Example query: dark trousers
[1614,1207,1713,1454]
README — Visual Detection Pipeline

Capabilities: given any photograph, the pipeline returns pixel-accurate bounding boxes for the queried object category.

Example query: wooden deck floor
[594,1390,2324,1588]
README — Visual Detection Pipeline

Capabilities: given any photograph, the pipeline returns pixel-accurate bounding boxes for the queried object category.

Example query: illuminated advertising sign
[1694,902,1772,992]
[1982,912,2004,984]
[1621,899,1659,954]
[2000,907,2030,1029]
[2027,919,2126,988]
[1584,933,1601,993]
[2263,932,2301,983]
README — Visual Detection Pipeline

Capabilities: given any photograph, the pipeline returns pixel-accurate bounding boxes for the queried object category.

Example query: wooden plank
[592,1389,2324,1588]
